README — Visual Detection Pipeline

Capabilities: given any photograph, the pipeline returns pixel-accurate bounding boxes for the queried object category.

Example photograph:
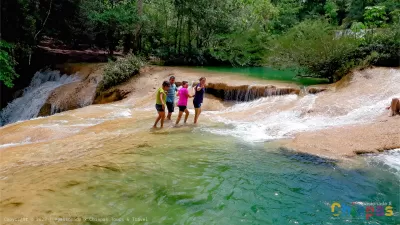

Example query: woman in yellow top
[153,81,170,128]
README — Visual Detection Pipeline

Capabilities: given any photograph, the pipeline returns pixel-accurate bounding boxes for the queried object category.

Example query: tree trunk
[108,29,115,56]
[174,13,180,53]
[187,16,192,53]
[178,16,183,54]
[134,0,143,53]
[123,34,133,54]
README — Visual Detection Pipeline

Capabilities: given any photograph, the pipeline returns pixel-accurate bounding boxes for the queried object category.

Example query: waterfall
[211,85,298,102]
[204,68,400,142]
[0,70,79,126]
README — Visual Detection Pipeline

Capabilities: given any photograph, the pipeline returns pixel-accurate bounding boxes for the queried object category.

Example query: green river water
[1,67,399,225]
[56,130,399,225]
[198,67,330,86]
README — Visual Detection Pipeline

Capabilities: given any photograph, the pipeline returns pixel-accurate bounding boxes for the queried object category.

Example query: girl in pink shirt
[176,81,193,125]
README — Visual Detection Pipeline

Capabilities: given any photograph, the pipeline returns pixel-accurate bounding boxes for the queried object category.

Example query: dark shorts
[166,101,174,113]
[155,104,164,112]
[193,101,202,109]
[178,106,187,112]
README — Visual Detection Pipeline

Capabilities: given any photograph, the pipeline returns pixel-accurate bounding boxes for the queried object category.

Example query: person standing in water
[175,81,193,125]
[193,77,206,124]
[153,81,170,128]
[166,76,178,120]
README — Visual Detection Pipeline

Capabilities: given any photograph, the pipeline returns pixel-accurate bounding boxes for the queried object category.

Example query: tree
[81,0,139,55]
[266,20,360,82]
[0,41,19,88]
[364,6,388,28]
[324,0,339,25]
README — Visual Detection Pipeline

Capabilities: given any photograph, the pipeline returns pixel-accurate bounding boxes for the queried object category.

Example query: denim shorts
[155,104,164,112]
[193,102,202,109]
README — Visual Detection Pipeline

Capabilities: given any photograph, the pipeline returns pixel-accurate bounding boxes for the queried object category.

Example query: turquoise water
[52,131,399,225]
[197,67,330,86]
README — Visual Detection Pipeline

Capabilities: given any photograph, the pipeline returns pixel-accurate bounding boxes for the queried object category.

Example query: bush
[266,20,399,82]
[266,20,360,82]
[360,26,400,66]
[99,54,144,91]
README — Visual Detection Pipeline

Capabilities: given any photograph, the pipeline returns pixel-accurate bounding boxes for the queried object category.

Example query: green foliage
[100,54,145,91]
[210,29,269,66]
[324,0,339,24]
[266,20,361,82]
[390,9,400,24]
[350,22,366,32]
[270,0,302,32]
[364,6,388,27]
[267,20,399,82]
[1,0,400,89]
[0,41,19,88]
[81,0,139,54]
[358,24,400,66]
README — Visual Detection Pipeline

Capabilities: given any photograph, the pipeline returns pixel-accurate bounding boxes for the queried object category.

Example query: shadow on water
[278,147,338,167]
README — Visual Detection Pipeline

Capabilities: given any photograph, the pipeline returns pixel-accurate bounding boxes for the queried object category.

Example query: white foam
[0,71,79,126]
[0,138,32,149]
[203,69,400,142]
[365,149,400,177]
[105,108,132,119]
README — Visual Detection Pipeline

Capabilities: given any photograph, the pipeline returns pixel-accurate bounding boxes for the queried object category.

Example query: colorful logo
[331,202,394,220]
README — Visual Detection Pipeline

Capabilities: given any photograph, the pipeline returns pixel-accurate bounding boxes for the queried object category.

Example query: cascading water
[202,68,400,175]
[0,66,399,224]
[203,68,400,141]
[0,70,79,126]
[366,149,400,177]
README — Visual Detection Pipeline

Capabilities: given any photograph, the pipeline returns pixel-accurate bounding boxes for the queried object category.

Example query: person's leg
[153,112,162,128]
[197,107,202,123]
[184,109,189,123]
[394,98,400,115]
[176,111,183,125]
[390,98,398,116]
[194,108,199,124]
[167,102,173,120]
[160,112,165,128]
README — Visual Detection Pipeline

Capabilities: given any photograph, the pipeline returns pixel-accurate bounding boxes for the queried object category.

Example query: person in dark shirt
[193,77,206,124]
